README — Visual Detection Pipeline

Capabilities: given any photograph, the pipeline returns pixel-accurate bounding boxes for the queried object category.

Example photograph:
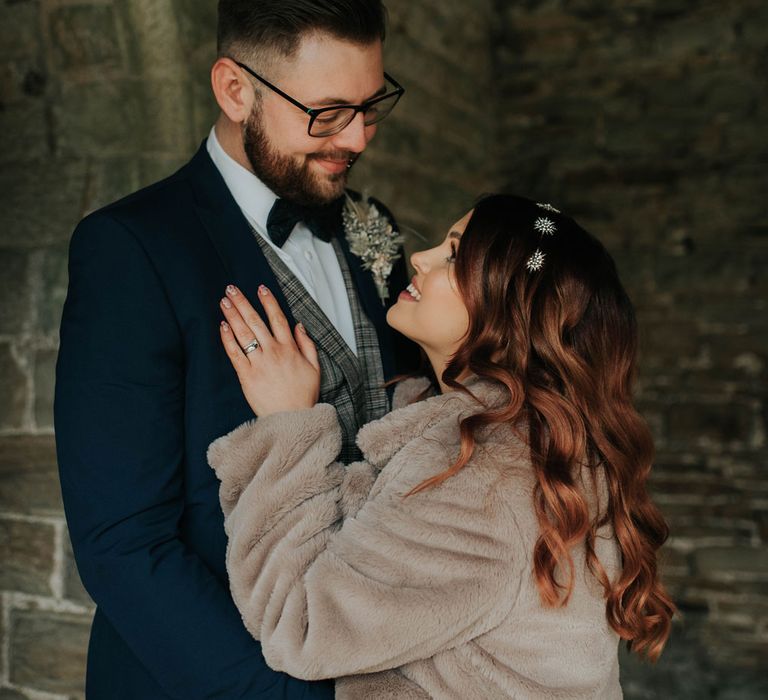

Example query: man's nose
[330,112,371,154]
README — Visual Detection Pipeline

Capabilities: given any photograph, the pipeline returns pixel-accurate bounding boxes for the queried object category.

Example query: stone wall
[1,0,765,697]
[496,1,768,697]
[0,0,496,697]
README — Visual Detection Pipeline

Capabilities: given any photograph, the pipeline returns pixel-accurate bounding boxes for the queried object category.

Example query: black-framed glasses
[235,61,404,137]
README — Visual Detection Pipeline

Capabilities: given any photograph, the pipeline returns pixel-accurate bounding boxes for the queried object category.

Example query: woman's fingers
[219,321,251,374]
[294,323,320,372]
[254,285,293,345]
[220,292,266,354]
[224,285,273,349]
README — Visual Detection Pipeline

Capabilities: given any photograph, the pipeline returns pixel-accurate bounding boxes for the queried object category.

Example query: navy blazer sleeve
[54,213,331,699]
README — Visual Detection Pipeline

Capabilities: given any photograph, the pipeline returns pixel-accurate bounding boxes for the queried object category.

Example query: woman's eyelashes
[445,242,457,264]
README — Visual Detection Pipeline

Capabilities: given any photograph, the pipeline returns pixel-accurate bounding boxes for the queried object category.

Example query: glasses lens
[309,108,356,137]
[363,92,401,126]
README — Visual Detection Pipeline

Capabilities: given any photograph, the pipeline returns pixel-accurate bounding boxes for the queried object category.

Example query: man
[54,1,418,697]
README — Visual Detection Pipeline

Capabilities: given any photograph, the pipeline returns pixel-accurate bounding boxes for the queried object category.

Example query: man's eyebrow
[313,83,388,108]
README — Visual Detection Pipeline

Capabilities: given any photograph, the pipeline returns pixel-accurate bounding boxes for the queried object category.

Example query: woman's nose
[410,249,427,273]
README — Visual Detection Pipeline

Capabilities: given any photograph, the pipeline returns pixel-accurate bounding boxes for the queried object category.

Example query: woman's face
[387,210,472,363]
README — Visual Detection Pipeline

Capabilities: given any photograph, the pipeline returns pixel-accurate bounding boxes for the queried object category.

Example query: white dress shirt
[206,126,357,355]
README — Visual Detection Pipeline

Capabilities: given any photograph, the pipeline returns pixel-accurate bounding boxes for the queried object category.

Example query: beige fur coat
[208,377,623,699]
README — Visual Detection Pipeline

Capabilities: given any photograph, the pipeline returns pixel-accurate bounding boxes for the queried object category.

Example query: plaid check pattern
[332,238,389,424]
[251,228,388,463]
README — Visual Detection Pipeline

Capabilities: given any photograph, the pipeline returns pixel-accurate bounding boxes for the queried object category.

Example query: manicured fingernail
[221,321,230,331]
[297,323,306,334]
[221,297,232,309]
[259,285,269,296]
[226,285,238,296]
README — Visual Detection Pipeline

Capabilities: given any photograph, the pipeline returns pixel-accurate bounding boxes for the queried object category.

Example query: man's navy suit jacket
[54,143,418,699]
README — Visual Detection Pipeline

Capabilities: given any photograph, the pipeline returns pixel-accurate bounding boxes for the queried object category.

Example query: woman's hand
[219,284,320,417]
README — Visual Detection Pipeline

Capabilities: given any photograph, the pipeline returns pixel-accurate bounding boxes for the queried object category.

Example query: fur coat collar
[357,375,510,469]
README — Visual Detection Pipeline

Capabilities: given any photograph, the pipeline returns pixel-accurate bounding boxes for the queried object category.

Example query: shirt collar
[206,125,277,232]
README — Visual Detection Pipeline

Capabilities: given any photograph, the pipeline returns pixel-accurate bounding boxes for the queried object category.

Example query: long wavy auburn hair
[406,194,675,660]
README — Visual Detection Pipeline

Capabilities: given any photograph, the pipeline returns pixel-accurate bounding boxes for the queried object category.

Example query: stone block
[47,4,122,71]
[0,2,40,61]
[653,250,765,298]
[174,0,218,56]
[385,33,491,110]
[638,320,701,366]
[0,435,62,516]
[0,99,49,164]
[55,80,144,158]
[373,110,492,183]
[666,401,754,447]
[713,599,768,633]
[716,669,768,699]
[693,546,768,578]
[34,349,57,430]
[0,518,55,596]
[138,78,197,154]
[0,159,89,248]
[9,609,90,695]
[0,344,27,431]
[653,10,740,63]
[0,250,29,335]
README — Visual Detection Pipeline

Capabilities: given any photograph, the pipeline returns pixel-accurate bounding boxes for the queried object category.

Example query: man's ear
[211,58,254,123]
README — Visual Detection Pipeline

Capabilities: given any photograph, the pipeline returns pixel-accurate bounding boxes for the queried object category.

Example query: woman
[208,194,674,698]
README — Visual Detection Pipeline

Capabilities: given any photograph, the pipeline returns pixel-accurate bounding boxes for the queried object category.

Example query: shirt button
[304,250,313,261]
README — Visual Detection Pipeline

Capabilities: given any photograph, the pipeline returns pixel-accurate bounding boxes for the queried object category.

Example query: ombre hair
[408,194,674,660]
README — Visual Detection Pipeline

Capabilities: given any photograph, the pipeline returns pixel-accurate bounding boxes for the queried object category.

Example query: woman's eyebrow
[449,230,463,240]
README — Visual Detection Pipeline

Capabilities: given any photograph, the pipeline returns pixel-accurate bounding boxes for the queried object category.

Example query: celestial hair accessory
[526,203,561,273]
[526,249,546,272]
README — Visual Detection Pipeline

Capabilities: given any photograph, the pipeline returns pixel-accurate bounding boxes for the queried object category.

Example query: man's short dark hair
[217,0,387,67]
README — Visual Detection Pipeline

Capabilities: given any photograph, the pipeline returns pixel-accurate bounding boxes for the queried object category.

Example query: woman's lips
[399,283,421,302]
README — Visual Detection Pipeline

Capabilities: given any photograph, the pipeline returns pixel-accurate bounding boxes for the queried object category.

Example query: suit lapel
[183,141,408,382]
[184,142,297,328]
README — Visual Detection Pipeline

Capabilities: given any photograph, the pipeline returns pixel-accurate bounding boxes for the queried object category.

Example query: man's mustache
[308,151,359,164]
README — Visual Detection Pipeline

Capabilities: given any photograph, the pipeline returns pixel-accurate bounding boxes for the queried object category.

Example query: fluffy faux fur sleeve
[208,398,523,682]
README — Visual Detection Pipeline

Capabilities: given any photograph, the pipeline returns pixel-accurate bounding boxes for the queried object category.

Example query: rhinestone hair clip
[526,202,561,272]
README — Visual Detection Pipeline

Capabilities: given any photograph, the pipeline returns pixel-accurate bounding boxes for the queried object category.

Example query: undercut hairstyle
[217,0,387,68]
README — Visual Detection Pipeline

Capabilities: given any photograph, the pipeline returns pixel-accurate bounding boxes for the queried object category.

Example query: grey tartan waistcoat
[251,229,389,463]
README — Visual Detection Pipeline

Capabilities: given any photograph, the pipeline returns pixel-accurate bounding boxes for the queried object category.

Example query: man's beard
[243,106,357,207]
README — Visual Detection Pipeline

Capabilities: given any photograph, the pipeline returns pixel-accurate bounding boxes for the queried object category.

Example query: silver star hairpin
[526,249,546,272]
[534,216,556,236]
[526,206,560,273]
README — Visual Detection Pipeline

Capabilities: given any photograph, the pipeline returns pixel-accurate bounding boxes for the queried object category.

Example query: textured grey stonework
[0,0,764,697]
[496,1,768,696]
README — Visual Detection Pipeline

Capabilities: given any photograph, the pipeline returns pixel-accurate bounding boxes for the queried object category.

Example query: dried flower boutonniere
[342,192,404,303]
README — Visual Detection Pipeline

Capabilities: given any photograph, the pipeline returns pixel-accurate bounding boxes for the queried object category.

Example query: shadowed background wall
[0,1,765,698]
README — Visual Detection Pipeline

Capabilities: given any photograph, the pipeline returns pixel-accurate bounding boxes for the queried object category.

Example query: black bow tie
[266,197,343,248]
